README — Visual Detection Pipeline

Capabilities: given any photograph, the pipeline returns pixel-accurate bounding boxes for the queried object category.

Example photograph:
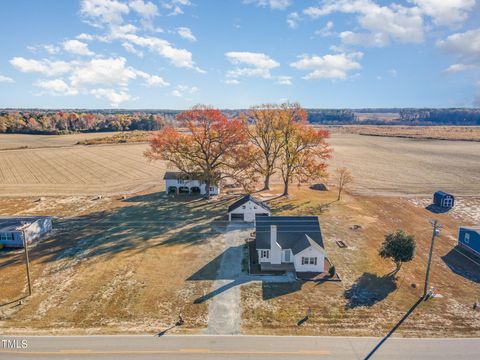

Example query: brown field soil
[0,133,478,197]
[0,143,169,196]
[0,191,233,335]
[331,125,480,142]
[0,132,122,150]
[241,186,480,337]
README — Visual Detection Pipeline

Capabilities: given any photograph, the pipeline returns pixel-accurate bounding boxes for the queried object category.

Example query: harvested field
[0,144,168,196]
[327,133,480,196]
[0,132,121,150]
[0,133,478,197]
[241,186,480,337]
[332,125,480,142]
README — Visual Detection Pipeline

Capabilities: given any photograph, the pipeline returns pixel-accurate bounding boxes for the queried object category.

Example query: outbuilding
[458,227,480,256]
[0,216,52,248]
[433,191,455,208]
[228,195,271,222]
[164,172,220,196]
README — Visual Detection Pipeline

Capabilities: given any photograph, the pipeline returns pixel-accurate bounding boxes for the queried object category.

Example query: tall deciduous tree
[242,105,284,190]
[277,103,331,196]
[145,105,254,199]
[336,167,353,201]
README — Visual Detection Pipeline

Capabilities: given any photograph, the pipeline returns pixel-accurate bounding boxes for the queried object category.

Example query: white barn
[0,216,52,248]
[164,172,220,196]
[255,216,326,273]
[227,195,271,222]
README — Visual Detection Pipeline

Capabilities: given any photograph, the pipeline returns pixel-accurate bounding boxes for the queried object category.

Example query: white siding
[165,179,220,195]
[293,246,325,272]
[228,200,271,222]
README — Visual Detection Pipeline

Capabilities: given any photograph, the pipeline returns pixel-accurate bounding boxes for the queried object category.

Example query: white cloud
[177,27,196,42]
[303,0,476,47]
[162,0,192,16]
[91,88,132,107]
[315,21,334,37]
[276,75,293,85]
[437,28,480,61]
[287,12,300,29]
[290,52,363,80]
[122,42,144,57]
[304,0,424,47]
[225,79,240,85]
[44,44,60,54]
[110,33,203,71]
[10,57,72,76]
[35,79,78,95]
[77,33,95,40]
[63,39,95,56]
[225,51,280,79]
[411,0,475,27]
[444,63,476,73]
[0,75,14,83]
[245,0,291,10]
[69,57,136,88]
[129,0,159,29]
[80,0,130,27]
[170,84,198,97]
[144,75,169,87]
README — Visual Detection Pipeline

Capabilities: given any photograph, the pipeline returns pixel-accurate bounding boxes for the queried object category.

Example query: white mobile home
[0,216,52,248]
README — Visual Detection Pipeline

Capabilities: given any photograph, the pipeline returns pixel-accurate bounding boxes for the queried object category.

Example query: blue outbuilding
[458,227,480,256]
[433,191,455,208]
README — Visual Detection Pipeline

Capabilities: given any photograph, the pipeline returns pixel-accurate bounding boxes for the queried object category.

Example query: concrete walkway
[205,223,251,335]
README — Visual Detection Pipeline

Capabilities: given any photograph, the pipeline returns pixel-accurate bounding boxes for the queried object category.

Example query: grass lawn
[0,191,233,334]
[241,186,480,337]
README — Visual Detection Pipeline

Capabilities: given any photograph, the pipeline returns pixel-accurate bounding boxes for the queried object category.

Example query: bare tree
[336,167,353,201]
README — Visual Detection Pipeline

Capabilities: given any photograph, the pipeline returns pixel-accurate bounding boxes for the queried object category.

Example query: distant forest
[0,108,479,134]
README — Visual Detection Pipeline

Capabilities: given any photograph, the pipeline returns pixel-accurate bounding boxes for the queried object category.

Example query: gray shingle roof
[255,216,324,255]
[228,195,271,213]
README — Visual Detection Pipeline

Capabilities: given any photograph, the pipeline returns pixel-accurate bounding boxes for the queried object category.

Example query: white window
[210,187,215,191]
[465,233,470,244]
[0,233,14,242]
[242,205,246,209]
[178,179,185,184]
[302,257,317,265]
[260,250,269,259]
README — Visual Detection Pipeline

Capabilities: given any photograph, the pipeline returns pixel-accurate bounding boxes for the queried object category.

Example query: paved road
[1,335,479,359]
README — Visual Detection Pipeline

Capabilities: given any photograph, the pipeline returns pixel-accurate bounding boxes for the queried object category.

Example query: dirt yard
[241,186,480,337]
[0,191,234,335]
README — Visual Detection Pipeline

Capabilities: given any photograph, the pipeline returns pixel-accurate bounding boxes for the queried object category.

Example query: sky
[0,0,479,109]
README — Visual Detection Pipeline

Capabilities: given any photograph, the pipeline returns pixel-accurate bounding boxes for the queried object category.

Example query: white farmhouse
[255,215,326,273]
[227,195,271,222]
[164,172,220,196]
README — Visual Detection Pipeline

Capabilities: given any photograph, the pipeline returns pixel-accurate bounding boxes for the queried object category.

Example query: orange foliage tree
[145,105,256,198]
[277,103,331,196]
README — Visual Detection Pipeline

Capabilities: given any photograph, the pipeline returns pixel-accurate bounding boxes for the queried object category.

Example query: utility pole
[21,229,32,296]
[423,219,441,299]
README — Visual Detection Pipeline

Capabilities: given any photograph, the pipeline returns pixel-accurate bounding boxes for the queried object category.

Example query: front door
[284,250,290,262]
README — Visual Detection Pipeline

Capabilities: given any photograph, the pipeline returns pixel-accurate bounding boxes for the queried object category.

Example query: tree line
[145,103,331,198]
[0,111,173,134]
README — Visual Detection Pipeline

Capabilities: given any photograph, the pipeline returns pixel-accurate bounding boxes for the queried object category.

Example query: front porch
[260,262,295,272]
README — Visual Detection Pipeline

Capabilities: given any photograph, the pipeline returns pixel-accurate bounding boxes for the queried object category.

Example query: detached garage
[228,195,271,222]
